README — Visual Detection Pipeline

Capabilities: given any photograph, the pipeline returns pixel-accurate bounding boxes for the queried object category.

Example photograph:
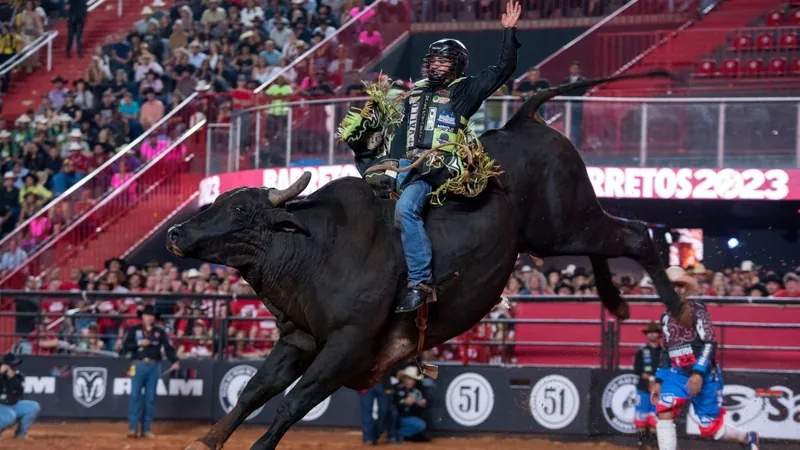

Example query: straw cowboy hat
[141,6,153,15]
[642,321,662,335]
[15,114,31,124]
[666,266,697,289]
[0,130,10,138]
[397,365,423,381]
[69,128,82,138]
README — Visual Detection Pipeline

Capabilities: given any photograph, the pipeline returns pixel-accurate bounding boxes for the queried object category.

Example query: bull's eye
[234,206,244,214]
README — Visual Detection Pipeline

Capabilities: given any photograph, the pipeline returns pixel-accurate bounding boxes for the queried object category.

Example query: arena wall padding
[16,357,800,442]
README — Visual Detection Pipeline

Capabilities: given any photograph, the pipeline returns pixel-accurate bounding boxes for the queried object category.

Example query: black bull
[168,70,687,450]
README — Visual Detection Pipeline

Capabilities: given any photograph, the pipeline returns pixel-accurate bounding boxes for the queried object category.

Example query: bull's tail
[505,69,679,128]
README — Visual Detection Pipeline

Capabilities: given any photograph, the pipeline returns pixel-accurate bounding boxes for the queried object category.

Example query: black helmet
[422,38,469,84]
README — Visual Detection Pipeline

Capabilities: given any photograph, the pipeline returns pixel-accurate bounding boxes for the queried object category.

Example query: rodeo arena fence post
[0,290,798,443]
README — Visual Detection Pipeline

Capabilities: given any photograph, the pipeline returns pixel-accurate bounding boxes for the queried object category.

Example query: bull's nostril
[168,226,183,243]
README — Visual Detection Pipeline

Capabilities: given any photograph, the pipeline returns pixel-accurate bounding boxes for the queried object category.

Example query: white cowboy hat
[187,268,201,278]
[15,114,31,123]
[152,0,166,7]
[0,130,10,138]
[3,171,15,179]
[69,129,82,138]
[639,276,654,289]
[141,6,153,15]
[59,113,73,122]
[739,260,754,272]
[397,366,422,381]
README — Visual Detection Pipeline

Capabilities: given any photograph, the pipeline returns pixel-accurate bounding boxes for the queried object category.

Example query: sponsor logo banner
[73,367,107,408]
[686,384,800,440]
[601,374,640,434]
[199,166,800,206]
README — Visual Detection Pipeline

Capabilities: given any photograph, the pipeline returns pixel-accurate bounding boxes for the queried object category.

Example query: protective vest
[406,77,468,152]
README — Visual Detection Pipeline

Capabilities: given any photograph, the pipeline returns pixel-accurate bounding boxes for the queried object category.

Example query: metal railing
[253,0,408,94]
[514,0,704,87]
[218,95,800,175]
[0,93,201,288]
[0,0,123,79]
[0,121,205,289]
[1,291,797,371]
[596,26,800,84]
[0,30,57,76]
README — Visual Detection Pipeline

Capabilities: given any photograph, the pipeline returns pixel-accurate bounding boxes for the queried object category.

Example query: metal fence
[220,95,800,174]
[2,291,798,371]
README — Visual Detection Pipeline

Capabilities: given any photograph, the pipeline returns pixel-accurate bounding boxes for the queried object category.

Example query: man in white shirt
[240,0,264,27]
[269,20,292,50]
[188,41,208,68]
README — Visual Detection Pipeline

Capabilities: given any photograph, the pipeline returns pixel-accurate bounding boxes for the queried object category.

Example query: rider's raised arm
[456,27,520,118]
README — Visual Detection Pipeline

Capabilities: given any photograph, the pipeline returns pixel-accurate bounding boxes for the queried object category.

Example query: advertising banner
[592,369,800,442]
[684,372,800,441]
[19,356,214,420]
[198,165,800,206]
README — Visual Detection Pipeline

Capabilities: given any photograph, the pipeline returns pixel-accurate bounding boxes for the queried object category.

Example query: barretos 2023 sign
[198,165,800,206]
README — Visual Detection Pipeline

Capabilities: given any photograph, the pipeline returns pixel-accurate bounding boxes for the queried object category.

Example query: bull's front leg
[186,338,315,450]
[250,326,372,450]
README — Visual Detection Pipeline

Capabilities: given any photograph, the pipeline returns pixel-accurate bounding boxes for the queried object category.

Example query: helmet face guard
[422,39,469,84]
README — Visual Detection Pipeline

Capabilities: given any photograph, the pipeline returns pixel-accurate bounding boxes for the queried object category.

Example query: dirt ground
[0,422,627,450]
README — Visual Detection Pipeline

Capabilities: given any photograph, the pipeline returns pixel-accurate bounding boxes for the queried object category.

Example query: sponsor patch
[436,90,450,95]
[433,95,450,104]
[437,112,456,126]
[436,133,451,143]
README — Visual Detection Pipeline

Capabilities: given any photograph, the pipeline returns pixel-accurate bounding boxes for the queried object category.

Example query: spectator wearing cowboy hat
[0,353,41,439]
[121,304,179,438]
[633,321,664,450]
[391,366,429,442]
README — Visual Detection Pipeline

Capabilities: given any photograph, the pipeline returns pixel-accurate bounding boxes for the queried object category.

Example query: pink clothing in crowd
[350,6,376,23]
[141,138,170,161]
[359,30,383,48]
[111,172,137,201]
[30,217,52,240]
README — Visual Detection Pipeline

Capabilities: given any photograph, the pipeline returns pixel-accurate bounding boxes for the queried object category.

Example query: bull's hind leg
[589,256,630,320]
[561,215,686,325]
[186,339,315,450]
[250,326,371,450]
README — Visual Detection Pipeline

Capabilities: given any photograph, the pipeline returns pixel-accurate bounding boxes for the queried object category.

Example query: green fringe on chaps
[336,76,502,206]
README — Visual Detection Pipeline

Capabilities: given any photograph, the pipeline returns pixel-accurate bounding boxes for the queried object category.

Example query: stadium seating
[719,58,741,77]
[755,32,776,50]
[743,58,764,77]
[765,10,784,27]
[768,56,788,75]
[695,59,717,77]
[779,31,799,49]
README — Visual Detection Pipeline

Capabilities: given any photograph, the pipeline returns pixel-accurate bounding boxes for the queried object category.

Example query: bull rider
[650,267,760,450]
[121,305,179,438]
[340,1,522,314]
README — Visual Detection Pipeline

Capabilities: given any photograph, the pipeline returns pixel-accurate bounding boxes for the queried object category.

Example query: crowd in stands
[8,254,799,364]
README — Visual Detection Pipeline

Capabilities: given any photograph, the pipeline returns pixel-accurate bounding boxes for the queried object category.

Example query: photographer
[391,366,429,442]
[0,353,41,439]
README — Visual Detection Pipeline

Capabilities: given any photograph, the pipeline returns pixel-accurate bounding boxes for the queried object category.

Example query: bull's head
[166,172,312,269]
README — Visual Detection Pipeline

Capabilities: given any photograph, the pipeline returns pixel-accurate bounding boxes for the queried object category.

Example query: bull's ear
[271,210,310,235]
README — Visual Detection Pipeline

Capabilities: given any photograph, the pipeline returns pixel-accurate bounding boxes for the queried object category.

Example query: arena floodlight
[727,237,739,249]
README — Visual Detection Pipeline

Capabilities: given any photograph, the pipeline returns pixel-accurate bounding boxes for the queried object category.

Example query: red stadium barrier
[517,0,700,89]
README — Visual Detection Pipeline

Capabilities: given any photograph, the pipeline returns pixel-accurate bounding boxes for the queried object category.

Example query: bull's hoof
[185,440,214,450]
[613,300,631,321]
[676,302,693,328]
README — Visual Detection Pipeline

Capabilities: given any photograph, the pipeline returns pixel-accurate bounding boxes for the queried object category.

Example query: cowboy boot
[395,285,432,313]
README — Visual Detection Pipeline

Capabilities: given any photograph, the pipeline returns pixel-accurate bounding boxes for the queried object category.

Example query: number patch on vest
[669,345,696,367]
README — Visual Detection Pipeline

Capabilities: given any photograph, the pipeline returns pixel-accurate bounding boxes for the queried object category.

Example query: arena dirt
[0,422,627,449]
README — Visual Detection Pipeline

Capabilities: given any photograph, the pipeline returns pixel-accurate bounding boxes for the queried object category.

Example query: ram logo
[73,367,107,408]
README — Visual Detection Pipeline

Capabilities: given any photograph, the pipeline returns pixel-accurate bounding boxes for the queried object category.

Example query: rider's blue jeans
[395,158,433,287]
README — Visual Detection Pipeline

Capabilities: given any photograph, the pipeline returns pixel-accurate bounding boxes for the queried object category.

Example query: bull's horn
[268,172,312,206]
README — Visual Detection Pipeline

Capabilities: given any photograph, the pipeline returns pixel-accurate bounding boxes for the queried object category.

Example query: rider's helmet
[422,38,469,84]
